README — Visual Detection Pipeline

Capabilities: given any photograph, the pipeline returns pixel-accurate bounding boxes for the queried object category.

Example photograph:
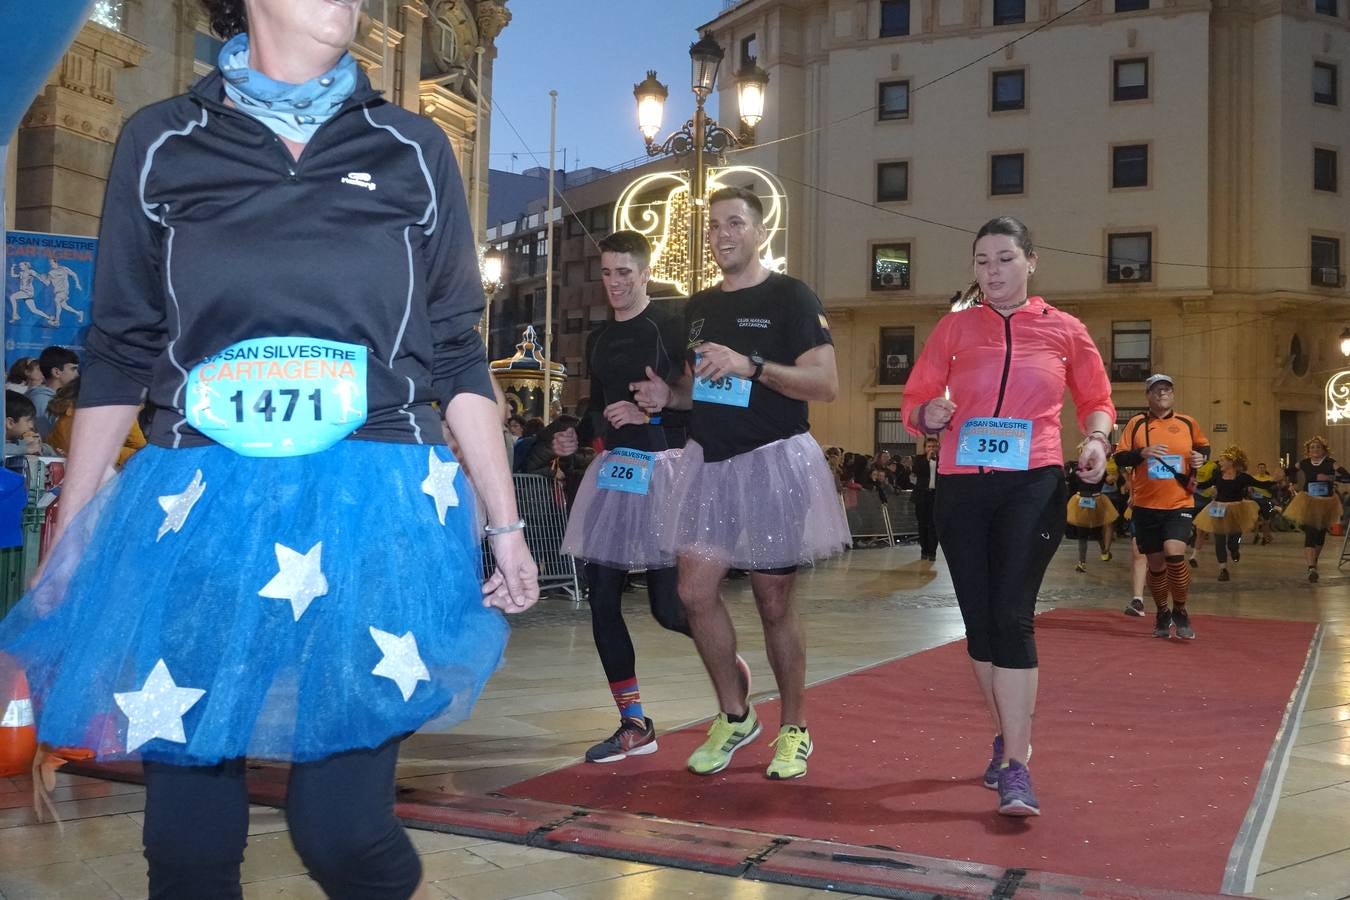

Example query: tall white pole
[542,90,557,424]
[381,0,391,95]
[474,46,490,348]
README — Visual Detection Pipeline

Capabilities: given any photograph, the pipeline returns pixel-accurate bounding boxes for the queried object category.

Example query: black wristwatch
[748,354,765,381]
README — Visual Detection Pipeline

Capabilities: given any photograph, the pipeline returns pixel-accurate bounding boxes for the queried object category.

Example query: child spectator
[46,377,147,466]
[27,346,79,439]
[4,390,55,458]
[4,358,41,394]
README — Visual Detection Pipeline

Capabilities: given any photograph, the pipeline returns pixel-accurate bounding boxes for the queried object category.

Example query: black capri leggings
[585,563,691,684]
[143,736,418,899]
[1304,526,1328,548]
[934,467,1066,669]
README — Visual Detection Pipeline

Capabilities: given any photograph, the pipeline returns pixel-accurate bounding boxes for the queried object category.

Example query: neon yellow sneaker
[687,706,761,775]
[765,724,813,780]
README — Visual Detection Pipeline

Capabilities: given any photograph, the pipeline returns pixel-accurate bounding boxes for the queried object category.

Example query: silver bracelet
[484,519,526,536]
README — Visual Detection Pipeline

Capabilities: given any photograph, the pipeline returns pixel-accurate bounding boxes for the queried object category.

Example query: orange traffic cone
[0,669,38,777]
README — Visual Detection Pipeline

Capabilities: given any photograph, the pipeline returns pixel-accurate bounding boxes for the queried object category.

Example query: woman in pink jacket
[902,216,1114,818]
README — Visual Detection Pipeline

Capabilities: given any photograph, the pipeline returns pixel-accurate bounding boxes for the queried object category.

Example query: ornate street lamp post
[634,35,769,294]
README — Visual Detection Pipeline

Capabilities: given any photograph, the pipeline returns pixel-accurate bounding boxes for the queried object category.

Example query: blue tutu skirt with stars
[0,440,507,766]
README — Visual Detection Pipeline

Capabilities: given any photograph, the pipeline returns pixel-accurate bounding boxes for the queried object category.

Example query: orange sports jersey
[1115,412,1210,510]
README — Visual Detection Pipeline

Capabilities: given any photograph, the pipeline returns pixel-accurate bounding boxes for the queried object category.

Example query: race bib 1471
[185,337,368,457]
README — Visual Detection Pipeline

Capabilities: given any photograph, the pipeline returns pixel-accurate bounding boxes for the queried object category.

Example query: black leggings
[1215,532,1241,563]
[143,737,419,900]
[1304,526,1328,548]
[585,563,691,683]
[934,467,1065,669]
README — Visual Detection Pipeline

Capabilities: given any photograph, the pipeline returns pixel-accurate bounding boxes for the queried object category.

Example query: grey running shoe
[1172,608,1196,640]
[1154,608,1173,639]
[1124,598,1146,617]
[1309,568,1319,583]
[997,760,1040,816]
[586,717,657,763]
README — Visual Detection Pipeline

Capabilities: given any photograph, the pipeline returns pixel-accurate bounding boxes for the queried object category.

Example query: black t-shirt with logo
[685,273,832,462]
[585,300,689,453]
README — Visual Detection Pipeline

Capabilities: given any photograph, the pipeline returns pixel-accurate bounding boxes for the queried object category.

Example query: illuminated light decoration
[1327,369,1350,425]
[615,164,788,296]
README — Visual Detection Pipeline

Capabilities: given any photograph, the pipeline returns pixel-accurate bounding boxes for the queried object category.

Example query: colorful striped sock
[1147,568,1170,611]
[609,677,644,722]
[1165,559,1192,607]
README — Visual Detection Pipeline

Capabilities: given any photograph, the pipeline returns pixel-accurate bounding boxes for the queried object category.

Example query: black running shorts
[1132,506,1195,554]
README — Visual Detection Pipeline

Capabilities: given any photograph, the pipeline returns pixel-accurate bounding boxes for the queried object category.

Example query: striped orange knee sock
[1147,568,1170,611]
[1165,556,1191,608]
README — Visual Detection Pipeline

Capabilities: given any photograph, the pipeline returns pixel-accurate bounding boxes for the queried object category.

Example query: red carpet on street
[503,609,1317,895]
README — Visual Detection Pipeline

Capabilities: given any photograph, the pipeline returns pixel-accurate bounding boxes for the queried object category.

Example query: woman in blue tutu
[0,0,539,896]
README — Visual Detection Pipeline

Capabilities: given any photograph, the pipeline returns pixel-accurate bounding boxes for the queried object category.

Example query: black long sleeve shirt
[81,69,491,448]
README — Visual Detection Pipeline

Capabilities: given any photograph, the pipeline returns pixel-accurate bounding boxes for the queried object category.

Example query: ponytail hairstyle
[198,0,248,38]
[958,216,1037,310]
[951,281,983,310]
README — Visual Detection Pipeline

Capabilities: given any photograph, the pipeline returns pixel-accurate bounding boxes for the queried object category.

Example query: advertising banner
[4,231,96,370]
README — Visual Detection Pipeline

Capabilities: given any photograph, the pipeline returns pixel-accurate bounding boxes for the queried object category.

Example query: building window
[878,80,910,120]
[740,33,758,66]
[990,153,1025,195]
[991,69,1026,112]
[879,327,915,385]
[881,0,910,36]
[877,162,909,202]
[1314,148,1339,192]
[589,205,611,232]
[993,0,1026,24]
[587,257,603,280]
[1115,0,1148,10]
[1112,144,1149,188]
[1107,232,1152,283]
[1314,62,1339,105]
[566,215,585,238]
[1315,0,1337,15]
[1113,58,1149,101]
[872,243,912,291]
[1110,321,1151,381]
[1311,236,1342,287]
[874,409,913,457]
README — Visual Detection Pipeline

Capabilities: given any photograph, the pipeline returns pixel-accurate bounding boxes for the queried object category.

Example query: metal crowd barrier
[0,457,60,618]
[844,486,920,548]
[482,473,581,602]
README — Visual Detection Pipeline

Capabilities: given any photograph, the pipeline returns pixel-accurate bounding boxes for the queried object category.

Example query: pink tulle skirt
[665,433,851,569]
[561,447,688,570]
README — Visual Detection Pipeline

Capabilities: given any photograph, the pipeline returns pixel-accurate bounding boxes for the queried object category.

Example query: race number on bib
[1308,481,1331,497]
[692,374,752,407]
[186,337,368,457]
[1078,496,1097,509]
[1208,502,1227,518]
[955,418,1032,470]
[1147,454,1184,480]
[597,448,654,495]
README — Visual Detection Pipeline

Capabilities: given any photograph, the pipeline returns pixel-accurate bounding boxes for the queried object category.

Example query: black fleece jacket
[81,68,490,448]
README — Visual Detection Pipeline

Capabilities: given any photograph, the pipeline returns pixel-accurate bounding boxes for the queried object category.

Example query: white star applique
[258,541,329,621]
[156,469,206,541]
[369,626,430,701]
[113,659,206,752]
[421,448,460,525]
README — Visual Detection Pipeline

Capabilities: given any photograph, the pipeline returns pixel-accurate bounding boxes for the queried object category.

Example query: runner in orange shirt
[1113,375,1210,639]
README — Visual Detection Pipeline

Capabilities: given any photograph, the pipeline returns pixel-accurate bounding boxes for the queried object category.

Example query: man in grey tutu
[632,186,849,780]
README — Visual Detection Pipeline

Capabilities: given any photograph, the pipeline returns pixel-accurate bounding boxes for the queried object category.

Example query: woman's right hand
[481,530,539,614]
[922,397,956,432]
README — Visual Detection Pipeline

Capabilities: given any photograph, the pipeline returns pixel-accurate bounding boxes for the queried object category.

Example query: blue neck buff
[218,33,358,143]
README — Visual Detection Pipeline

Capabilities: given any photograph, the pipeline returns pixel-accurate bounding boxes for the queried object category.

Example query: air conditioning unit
[879,272,904,288]
[1314,266,1344,288]
[1112,362,1147,382]
[1117,264,1144,282]
[885,354,907,370]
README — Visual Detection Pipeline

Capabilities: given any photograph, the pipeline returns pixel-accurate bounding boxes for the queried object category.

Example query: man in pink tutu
[632,186,850,780]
